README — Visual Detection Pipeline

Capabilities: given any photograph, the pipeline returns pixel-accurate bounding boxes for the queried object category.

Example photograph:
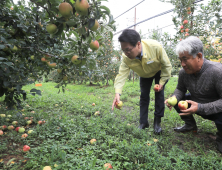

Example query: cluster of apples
[89,139,113,169]
[167,96,188,110]
[0,114,46,153]
[179,7,192,39]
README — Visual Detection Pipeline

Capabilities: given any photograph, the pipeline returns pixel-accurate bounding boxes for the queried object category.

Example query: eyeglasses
[122,46,135,54]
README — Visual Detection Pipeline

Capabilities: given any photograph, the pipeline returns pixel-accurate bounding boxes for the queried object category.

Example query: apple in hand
[153,84,160,92]
[23,145,30,152]
[178,101,188,110]
[115,101,123,109]
[167,96,178,106]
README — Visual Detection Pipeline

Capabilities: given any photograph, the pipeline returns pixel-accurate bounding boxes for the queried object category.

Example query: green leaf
[100,6,110,15]
[66,20,77,27]
[0,45,5,49]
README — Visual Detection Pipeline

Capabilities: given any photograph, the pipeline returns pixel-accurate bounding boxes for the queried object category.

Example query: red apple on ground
[104,163,113,169]
[178,101,188,110]
[46,24,58,34]
[15,127,20,132]
[167,96,178,106]
[18,127,25,133]
[21,133,28,139]
[59,2,73,18]
[89,40,99,51]
[23,145,30,152]
[8,125,14,130]
[74,0,89,16]
[90,139,96,144]
[38,120,43,125]
[1,125,7,130]
[0,130,3,135]
[92,103,95,106]
[153,84,160,92]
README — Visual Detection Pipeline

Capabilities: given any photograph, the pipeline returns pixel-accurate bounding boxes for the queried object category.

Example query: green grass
[0,77,222,170]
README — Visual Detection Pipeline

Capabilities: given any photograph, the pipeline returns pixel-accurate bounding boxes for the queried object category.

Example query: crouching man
[165,36,222,153]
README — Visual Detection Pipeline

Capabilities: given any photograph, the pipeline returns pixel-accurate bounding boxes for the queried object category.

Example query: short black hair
[118,29,141,47]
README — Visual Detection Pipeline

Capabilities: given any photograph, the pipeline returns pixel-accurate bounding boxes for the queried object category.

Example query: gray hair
[176,36,204,59]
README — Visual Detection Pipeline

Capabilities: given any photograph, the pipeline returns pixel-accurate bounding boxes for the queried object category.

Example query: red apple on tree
[180,25,184,29]
[59,2,73,18]
[89,40,99,51]
[178,101,188,110]
[185,28,189,32]
[153,84,160,92]
[71,55,81,64]
[183,20,188,24]
[74,0,89,16]
[23,145,30,152]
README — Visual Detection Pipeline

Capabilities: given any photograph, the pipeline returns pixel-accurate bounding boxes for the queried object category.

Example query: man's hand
[158,84,163,92]
[164,95,176,111]
[179,100,198,116]
[112,93,120,110]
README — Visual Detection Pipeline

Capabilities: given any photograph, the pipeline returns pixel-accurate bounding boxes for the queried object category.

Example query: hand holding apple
[179,100,199,116]
[115,101,123,109]
[167,96,178,106]
[178,100,188,110]
[153,84,160,92]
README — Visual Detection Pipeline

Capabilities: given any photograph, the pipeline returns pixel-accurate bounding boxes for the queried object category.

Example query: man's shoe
[154,116,162,134]
[174,124,197,133]
[138,123,149,130]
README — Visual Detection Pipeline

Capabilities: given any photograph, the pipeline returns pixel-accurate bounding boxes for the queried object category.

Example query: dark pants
[139,71,168,124]
[174,93,222,128]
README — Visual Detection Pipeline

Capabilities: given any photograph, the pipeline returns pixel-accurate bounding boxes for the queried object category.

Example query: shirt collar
[135,44,143,60]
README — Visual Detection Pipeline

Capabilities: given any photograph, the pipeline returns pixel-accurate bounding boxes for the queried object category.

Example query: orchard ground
[0,77,222,169]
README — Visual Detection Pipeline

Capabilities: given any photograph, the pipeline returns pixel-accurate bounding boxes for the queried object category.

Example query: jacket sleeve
[114,57,130,94]
[197,68,222,115]
[158,46,172,85]
[172,70,187,101]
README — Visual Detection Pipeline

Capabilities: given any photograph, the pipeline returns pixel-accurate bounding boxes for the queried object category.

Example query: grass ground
[0,77,222,170]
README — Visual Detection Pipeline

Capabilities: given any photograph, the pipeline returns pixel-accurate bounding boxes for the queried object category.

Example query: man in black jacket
[165,36,222,153]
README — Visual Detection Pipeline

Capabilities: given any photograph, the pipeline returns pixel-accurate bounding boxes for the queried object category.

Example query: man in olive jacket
[112,29,172,134]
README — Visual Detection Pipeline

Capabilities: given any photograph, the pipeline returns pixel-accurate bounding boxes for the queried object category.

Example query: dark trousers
[174,93,222,129]
[139,71,168,124]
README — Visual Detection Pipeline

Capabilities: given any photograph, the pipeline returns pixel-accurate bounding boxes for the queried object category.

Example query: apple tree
[0,0,115,109]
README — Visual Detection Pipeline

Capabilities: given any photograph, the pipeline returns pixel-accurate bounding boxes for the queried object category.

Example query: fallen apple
[90,138,96,145]
[7,114,12,117]
[23,145,30,152]
[178,100,188,110]
[15,127,20,132]
[153,84,160,92]
[94,111,100,116]
[104,163,113,170]
[28,130,33,134]
[12,121,18,126]
[92,103,95,106]
[167,96,178,106]
[1,125,7,130]
[0,114,6,117]
[38,120,43,125]
[8,125,14,130]
[43,166,52,170]
[21,133,28,139]
[0,130,3,135]
[18,127,25,133]
[26,120,32,125]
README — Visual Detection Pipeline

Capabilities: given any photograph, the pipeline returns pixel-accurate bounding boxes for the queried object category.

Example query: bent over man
[112,29,172,134]
[165,36,222,153]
